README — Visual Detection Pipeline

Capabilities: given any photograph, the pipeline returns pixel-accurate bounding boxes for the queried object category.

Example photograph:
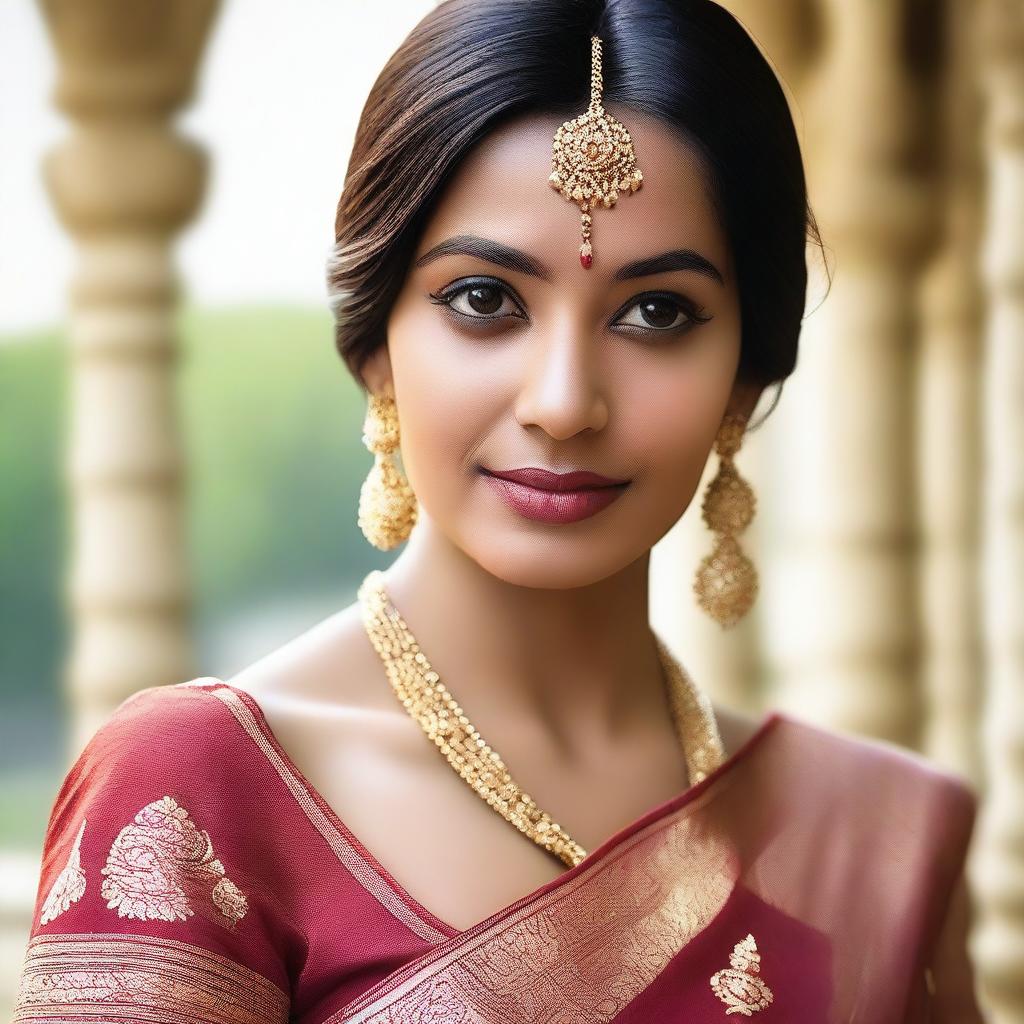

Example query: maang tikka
[693,413,759,628]
[549,35,643,268]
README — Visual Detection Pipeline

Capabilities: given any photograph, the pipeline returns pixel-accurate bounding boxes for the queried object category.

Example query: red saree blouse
[13,677,977,1023]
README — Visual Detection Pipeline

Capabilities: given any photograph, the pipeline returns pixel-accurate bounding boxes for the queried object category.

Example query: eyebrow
[413,233,724,286]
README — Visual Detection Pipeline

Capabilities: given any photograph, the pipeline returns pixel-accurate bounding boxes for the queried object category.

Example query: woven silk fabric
[13,679,976,1023]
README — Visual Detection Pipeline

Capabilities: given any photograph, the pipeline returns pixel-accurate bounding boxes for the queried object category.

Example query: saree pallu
[12,679,976,1023]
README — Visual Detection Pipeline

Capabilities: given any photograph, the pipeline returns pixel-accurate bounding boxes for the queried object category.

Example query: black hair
[328,0,827,426]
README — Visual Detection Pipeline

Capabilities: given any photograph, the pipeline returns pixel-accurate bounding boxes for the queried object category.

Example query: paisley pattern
[39,818,87,925]
[101,795,247,929]
[710,933,774,1015]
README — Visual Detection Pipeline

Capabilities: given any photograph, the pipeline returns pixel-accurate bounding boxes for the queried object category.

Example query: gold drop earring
[693,412,758,627]
[357,392,418,550]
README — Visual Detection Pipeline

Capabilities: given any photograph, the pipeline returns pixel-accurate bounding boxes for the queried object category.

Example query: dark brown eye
[427,277,526,324]
[638,297,678,329]
[614,291,712,335]
[466,285,502,315]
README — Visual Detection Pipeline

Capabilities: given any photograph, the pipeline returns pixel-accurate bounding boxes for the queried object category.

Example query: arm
[12,686,291,1024]
[928,870,987,1023]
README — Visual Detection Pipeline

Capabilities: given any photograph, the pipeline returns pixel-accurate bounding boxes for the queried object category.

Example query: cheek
[623,342,739,500]
[387,316,505,491]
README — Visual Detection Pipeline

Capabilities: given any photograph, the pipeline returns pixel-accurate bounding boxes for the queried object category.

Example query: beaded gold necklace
[357,568,724,868]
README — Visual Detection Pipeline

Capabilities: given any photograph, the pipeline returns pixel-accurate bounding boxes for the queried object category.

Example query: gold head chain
[548,35,644,268]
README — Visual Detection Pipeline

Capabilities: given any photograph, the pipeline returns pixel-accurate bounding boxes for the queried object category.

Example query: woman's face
[368,108,761,589]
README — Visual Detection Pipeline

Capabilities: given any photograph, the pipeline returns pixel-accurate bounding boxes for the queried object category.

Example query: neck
[374,513,671,762]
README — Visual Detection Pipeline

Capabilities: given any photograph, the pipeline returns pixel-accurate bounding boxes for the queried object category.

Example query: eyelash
[426,277,712,339]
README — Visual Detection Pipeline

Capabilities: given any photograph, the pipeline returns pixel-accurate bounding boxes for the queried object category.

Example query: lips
[479,465,632,525]
[480,466,629,491]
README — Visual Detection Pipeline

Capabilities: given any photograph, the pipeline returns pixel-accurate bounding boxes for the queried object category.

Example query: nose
[513,320,609,441]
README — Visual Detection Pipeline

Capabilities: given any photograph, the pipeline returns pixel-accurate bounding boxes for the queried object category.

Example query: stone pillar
[972,1,1024,1017]
[768,0,946,746]
[36,0,220,754]
[916,0,985,784]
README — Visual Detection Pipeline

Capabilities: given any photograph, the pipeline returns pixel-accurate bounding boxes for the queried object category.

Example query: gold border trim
[13,932,288,1023]
[207,686,451,944]
[333,808,738,1023]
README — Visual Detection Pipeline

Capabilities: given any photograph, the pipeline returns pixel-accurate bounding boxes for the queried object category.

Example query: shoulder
[767,709,979,853]
[73,679,254,781]
[224,599,391,712]
[777,710,976,799]
[103,677,238,731]
[46,678,299,868]
[80,597,383,777]
[44,682,250,843]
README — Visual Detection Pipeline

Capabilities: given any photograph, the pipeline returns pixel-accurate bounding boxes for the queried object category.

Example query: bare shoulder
[225,598,392,715]
[222,598,431,810]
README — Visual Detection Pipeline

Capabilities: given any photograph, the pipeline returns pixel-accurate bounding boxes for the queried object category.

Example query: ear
[360,343,394,398]
[725,379,766,426]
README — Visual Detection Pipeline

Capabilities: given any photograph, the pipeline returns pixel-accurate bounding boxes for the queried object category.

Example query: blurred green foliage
[0,304,393,848]
[176,305,388,612]
[0,326,67,716]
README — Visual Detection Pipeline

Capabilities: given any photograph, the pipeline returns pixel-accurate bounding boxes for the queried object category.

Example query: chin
[458,528,643,591]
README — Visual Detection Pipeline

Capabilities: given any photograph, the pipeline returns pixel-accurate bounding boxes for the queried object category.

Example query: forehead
[414,106,730,282]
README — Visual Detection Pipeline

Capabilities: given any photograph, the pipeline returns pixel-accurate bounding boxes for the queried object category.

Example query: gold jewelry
[548,35,643,269]
[357,568,724,868]
[357,393,418,550]
[693,413,759,628]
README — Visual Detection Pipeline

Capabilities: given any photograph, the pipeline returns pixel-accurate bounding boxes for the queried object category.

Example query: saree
[12,677,976,1023]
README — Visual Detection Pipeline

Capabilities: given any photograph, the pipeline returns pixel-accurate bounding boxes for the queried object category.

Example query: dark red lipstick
[479,465,630,524]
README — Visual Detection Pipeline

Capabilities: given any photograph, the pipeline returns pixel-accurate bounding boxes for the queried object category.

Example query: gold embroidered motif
[39,818,88,925]
[13,932,288,1024]
[710,933,774,1016]
[101,795,248,929]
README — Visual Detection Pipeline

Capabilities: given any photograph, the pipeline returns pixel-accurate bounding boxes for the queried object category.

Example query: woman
[13,1,985,1021]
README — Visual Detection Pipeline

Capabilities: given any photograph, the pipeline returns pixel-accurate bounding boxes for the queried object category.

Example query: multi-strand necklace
[357,569,725,868]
